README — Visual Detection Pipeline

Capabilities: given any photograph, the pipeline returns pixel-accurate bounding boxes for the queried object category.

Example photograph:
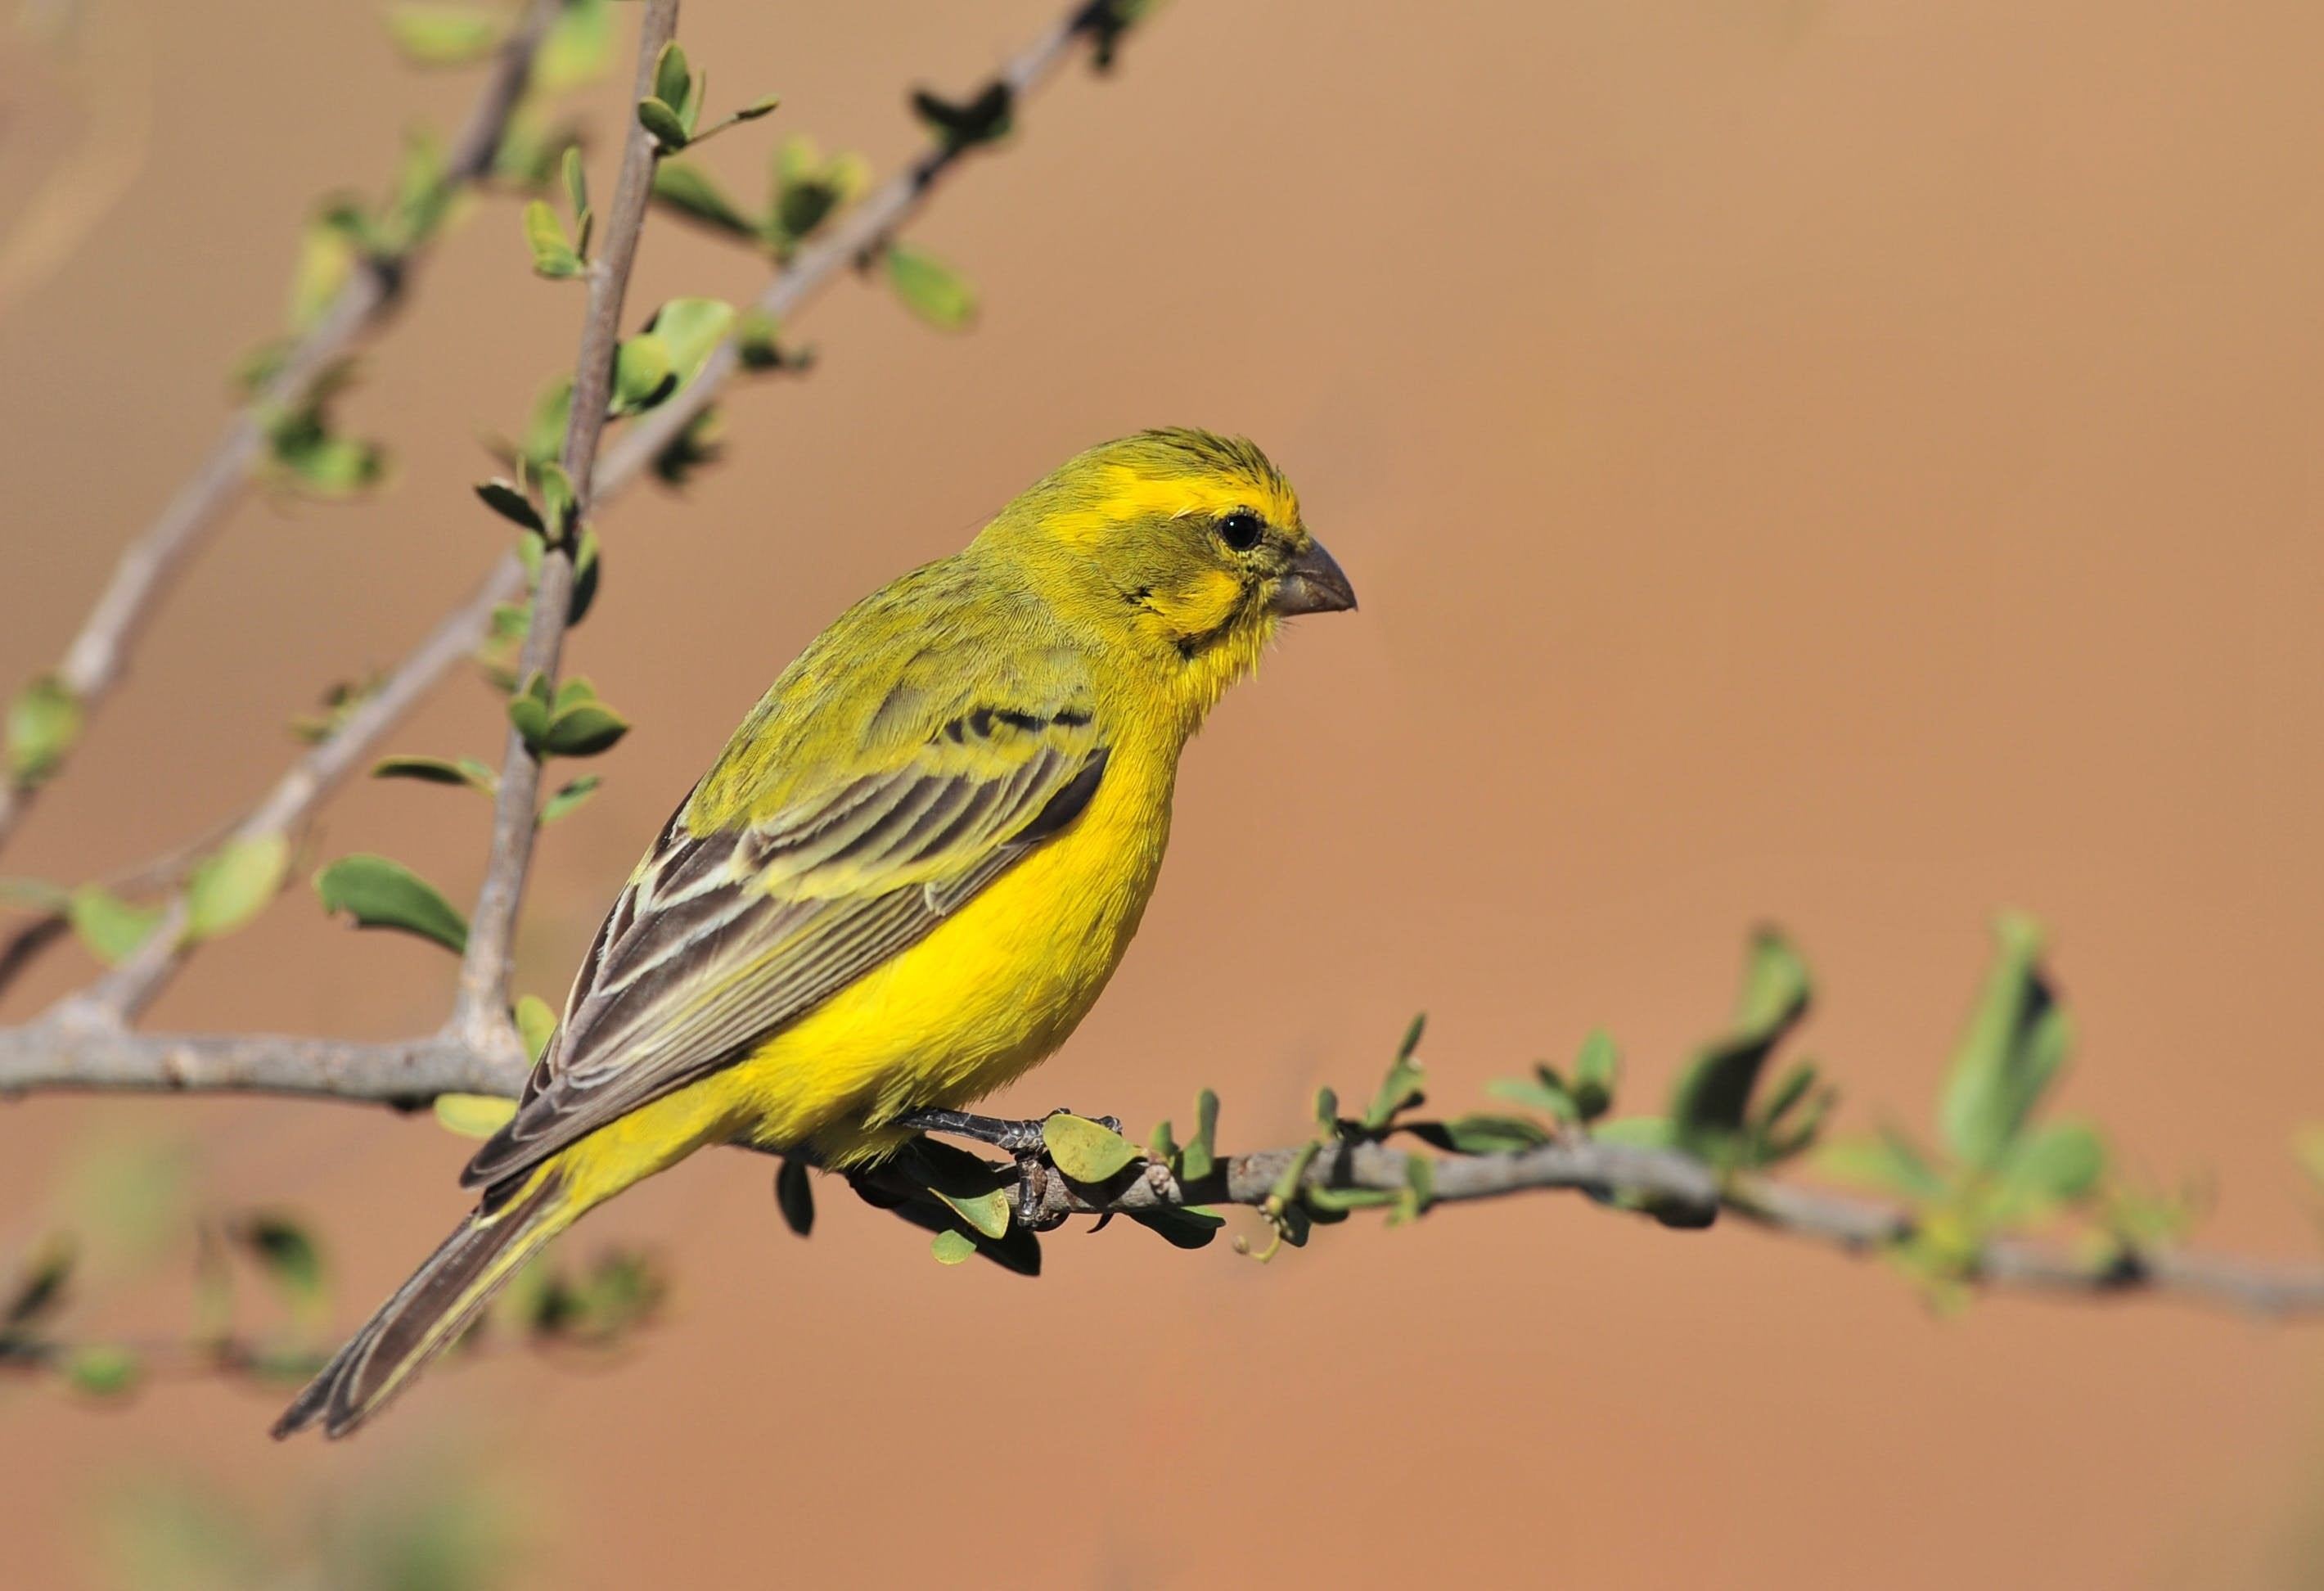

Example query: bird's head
[981,428,1355,721]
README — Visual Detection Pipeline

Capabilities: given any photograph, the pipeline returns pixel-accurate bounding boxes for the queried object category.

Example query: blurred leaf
[69,886,160,965]
[644,297,736,386]
[539,773,601,823]
[183,834,289,943]
[382,3,502,65]
[929,1228,976,1265]
[523,199,583,277]
[7,674,81,785]
[236,1214,326,1325]
[610,332,676,413]
[97,1476,266,1590]
[434,1093,518,1139]
[561,144,588,228]
[535,0,611,92]
[768,136,867,254]
[1571,1029,1621,1120]
[1361,1014,1428,1131]
[373,754,496,793]
[1939,913,2070,1171]
[651,160,757,237]
[287,211,359,331]
[651,408,725,486]
[909,80,1012,151]
[2297,1124,2324,1191]
[1043,1113,1137,1182]
[1485,1069,1578,1123]
[4,1233,74,1331]
[775,1156,814,1237]
[475,476,543,531]
[1590,1115,1673,1150]
[1817,1127,1947,1201]
[2000,1118,2106,1209]
[314,854,469,953]
[1669,928,1812,1154]
[0,875,70,913]
[885,244,975,330]
[64,1344,142,1399]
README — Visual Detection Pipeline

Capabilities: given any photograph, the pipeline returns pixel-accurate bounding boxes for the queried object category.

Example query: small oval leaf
[1042,1113,1137,1183]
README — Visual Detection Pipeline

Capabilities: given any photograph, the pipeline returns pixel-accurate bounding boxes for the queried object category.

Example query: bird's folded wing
[462,682,1107,1192]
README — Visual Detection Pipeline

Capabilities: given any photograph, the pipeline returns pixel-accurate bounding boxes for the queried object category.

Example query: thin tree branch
[0,0,559,858]
[452,0,680,1048]
[1,1023,2317,1319]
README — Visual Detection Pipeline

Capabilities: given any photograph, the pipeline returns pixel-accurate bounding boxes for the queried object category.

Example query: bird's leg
[893,1106,1128,1227]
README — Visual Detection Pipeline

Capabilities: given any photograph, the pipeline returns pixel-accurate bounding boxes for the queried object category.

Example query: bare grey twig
[0,0,559,858]
[453,0,681,1047]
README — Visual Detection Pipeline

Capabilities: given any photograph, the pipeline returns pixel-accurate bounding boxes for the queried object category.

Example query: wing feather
[462,656,1108,1192]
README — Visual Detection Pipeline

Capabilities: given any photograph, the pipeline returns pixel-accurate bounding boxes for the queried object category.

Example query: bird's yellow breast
[695,723,1177,1165]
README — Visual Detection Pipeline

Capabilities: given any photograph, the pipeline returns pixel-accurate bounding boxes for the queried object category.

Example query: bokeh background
[4,0,2323,1584]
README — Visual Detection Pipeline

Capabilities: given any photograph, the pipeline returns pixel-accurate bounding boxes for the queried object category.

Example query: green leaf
[372,754,495,792]
[535,462,575,532]
[885,244,975,330]
[909,81,1014,151]
[287,213,359,332]
[63,1344,142,1399]
[1590,1115,1673,1150]
[1669,928,1813,1153]
[935,1185,1011,1241]
[1484,1070,1578,1123]
[1361,1017,1428,1131]
[637,97,689,153]
[535,0,610,91]
[2001,1119,2106,1207]
[539,774,601,823]
[644,297,736,386]
[561,145,588,227]
[7,674,82,785]
[929,1228,977,1265]
[651,160,757,237]
[1042,1113,1137,1183]
[775,1156,815,1237]
[1939,914,2070,1171]
[236,1214,326,1322]
[611,333,677,414]
[515,994,557,1063]
[523,199,583,277]
[1389,1153,1436,1225]
[542,701,629,758]
[382,3,502,65]
[314,854,468,953]
[69,886,160,965]
[1180,1088,1218,1181]
[1571,1030,1621,1120]
[1816,1126,1947,1201]
[433,1093,518,1138]
[184,833,289,942]
[652,41,691,117]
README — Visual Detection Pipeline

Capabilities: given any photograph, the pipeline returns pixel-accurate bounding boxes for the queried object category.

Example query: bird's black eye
[1218,509,1264,552]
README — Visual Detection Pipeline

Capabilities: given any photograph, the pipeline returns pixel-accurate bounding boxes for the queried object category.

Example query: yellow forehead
[1052,464,1301,548]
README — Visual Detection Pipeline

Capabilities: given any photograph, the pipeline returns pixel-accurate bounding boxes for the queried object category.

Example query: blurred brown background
[4,0,2323,1584]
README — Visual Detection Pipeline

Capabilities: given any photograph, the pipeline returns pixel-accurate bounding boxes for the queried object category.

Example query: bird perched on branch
[276,428,1355,1438]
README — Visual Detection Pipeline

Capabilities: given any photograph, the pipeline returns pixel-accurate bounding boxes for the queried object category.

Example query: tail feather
[272,1168,571,1440]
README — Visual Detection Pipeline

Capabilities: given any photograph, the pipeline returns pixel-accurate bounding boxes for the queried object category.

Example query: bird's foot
[894,1106,1125,1228]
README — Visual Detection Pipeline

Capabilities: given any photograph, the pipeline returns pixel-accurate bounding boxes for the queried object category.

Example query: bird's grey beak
[1270,537,1357,616]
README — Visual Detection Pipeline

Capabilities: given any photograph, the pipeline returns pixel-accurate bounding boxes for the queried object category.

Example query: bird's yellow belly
[684,753,1172,1165]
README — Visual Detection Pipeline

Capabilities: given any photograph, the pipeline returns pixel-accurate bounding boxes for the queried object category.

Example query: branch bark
[0,0,558,858]
[453,0,680,1047]
[2,1022,2317,1319]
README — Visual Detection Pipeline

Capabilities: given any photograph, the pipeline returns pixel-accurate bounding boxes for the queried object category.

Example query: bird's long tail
[272,1165,574,1440]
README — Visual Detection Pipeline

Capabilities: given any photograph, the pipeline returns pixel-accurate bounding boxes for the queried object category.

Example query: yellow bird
[276,428,1354,1438]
